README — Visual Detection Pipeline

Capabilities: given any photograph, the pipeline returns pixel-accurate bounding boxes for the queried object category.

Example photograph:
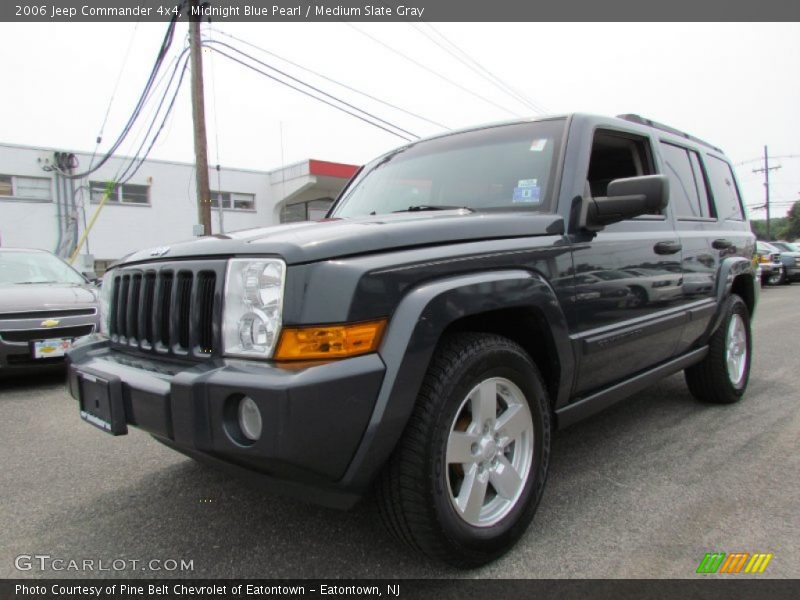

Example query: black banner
[3,0,800,22]
[3,579,800,600]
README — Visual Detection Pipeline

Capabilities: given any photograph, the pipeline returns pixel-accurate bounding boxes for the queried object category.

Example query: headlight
[223,258,286,358]
[99,270,115,337]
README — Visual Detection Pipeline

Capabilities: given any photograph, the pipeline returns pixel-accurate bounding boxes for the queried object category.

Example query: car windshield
[331,119,565,218]
[773,242,798,252]
[0,250,86,285]
[757,242,779,253]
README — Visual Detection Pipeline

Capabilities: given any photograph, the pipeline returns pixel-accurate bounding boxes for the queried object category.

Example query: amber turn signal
[274,319,387,361]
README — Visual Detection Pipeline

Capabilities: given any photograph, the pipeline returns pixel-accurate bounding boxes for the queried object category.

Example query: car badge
[150,246,171,257]
[41,319,60,328]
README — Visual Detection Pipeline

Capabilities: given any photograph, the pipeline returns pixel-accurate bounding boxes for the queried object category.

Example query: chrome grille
[109,260,223,359]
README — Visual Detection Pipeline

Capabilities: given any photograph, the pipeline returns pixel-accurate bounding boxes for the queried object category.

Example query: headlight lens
[223,259,286,358]
[99,270,115,337]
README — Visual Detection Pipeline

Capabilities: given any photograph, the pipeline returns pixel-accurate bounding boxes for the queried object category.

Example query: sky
[1,21,798,219]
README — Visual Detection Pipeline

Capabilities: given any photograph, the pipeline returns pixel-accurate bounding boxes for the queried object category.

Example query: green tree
[751,216,787,241]
[775,201,800,241]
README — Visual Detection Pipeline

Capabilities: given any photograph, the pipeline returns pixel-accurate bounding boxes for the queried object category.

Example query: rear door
[662,145,753,353]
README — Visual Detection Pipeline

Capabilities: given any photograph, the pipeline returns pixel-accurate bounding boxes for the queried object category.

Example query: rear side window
[704,155,745,221]
[659,142,714,218]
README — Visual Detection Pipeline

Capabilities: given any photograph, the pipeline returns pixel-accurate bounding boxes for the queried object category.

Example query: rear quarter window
[704,155,745,221]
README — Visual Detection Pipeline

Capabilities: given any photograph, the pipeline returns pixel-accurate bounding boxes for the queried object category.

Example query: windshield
[0,250,86,285]
[332,119,565,218]
[773,242,798,252]
[758,242,779,253]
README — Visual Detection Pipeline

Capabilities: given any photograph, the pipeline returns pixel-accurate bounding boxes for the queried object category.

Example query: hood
[0,283,98,314]
[123,210,565,266]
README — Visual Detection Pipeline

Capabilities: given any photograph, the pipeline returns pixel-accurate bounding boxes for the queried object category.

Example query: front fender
[338,269,572,491]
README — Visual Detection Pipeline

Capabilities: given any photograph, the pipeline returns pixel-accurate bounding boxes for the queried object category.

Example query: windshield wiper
[16,280,59,285]
[393,205,473,213]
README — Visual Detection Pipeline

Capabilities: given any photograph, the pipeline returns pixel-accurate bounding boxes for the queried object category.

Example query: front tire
[685,295,751,404]
[377,333,550,568]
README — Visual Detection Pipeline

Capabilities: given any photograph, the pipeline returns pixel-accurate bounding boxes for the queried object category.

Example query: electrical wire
[204,44,416,143]
[101,47,185,183]
[113,48,190,185]
[54,6,185,179]
[345,22,522,118]
[411,23,549,115]
[206,27,451,131]
[203,40,420,140]
[88,19,142,170]
[736,154,800,166]
[116,55,190,186]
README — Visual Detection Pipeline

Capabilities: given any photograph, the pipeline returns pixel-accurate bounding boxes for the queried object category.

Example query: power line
[119,57,190,185]
[207,27,451,132]
[88,19,142,170]
[411,23,549,115]
[204,43,417,142]
[55,8,184,179]
[345,22,523,118]
[110,47,188,175]
[204,39,419,140]
[736,154,800,166]
[114,50,191,185]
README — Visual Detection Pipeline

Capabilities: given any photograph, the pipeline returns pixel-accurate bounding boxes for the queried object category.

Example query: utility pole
[753,145,781,240]
[189,0,212,236]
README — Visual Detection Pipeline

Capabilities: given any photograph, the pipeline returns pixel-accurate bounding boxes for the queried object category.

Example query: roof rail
[616,114,723,154]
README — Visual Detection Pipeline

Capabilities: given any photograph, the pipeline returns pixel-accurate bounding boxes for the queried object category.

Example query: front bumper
[759,263,781,275]
[67,341,385,508]
[1,313,98,375]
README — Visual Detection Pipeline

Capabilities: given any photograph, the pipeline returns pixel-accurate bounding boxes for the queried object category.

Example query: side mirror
[582,174,669,231]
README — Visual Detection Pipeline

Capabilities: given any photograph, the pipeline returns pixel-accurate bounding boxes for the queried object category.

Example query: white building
[0,142,358,273]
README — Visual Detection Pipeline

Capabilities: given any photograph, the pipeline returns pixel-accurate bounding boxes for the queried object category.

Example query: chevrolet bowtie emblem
[41,319,60,328]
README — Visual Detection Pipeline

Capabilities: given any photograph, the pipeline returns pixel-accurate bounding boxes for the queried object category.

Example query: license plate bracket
[78,372,128,435]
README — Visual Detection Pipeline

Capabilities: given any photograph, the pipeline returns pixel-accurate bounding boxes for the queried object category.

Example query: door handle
[712,238,733,250]
[654,241,682,255]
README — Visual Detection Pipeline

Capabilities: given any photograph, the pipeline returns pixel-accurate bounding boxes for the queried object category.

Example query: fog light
[238,396,262,441]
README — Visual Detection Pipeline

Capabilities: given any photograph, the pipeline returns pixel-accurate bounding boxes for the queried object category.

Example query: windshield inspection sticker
[512,185,541,203]
[530,138,548,152]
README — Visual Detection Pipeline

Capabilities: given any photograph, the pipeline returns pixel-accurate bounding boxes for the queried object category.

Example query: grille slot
[127,274,142,344]
[176,271,193,350]
[196,272,216,354]
[1,324,95,343]
[140,272,156,345]
[0,308,97,320]
[108,261,221,359]
[157,272,174,348]
[117,275,130,339]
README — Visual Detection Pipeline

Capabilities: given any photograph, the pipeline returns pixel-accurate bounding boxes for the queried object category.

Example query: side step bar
[556,346,708,428]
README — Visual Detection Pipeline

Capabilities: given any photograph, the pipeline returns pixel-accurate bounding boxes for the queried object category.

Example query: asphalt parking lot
[1,285,798,580]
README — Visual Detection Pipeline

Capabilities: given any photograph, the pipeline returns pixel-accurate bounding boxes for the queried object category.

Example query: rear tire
[377,332,550,568]
[685,295,751,404]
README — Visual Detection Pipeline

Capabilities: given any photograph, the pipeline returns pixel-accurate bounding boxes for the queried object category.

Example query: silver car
[0,248,100,376]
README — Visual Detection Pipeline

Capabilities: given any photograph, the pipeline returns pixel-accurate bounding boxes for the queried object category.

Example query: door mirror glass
[583,175,670,231]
